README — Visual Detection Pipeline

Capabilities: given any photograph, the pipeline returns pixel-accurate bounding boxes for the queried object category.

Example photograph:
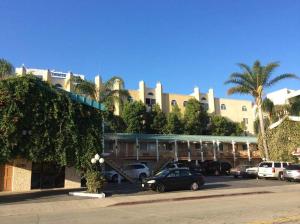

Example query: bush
[85,170,106,193]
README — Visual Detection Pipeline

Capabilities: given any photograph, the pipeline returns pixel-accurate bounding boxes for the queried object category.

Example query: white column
[232,141,236,167]
[247,141,251,162]
[213,140,217,161]
[187,140,191,162]
[136,138,139,161]
[156,139,159,162]
[175,140,178,162]
[200,140,204,162]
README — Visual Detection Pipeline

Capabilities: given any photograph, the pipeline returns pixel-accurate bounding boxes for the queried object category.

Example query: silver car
[283,164,300,181]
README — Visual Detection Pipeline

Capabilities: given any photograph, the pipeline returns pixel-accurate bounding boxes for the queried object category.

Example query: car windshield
[155,170,169,177]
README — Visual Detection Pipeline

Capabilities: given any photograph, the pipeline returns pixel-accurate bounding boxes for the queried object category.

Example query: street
[1,177,300,224]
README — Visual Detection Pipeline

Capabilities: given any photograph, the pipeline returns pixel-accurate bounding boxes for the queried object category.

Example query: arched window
[171,100,177,106]
[242,106,247,111]
[201,97,206,101]
[148,92,154,96]
[220,104,226,110]
[54,83,63,89]
[183,101,187,107]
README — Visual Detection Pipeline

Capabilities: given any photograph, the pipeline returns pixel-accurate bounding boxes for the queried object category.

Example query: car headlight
[147,180,156,184]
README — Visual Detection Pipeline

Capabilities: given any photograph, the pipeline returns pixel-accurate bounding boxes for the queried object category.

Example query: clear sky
[1,0,300,99]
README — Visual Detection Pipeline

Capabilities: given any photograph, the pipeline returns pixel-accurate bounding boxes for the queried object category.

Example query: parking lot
[0,175,297,205]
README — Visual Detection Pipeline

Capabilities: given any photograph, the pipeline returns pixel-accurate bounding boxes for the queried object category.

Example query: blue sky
[1,0,300,99]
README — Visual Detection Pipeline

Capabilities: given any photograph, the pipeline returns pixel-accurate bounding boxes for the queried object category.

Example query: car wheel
[190,182,199,191]
[278,172,284,181]
[156,184,165,193]
[139,173,147,181]
[233,175,238,178]
[112,174,118,183]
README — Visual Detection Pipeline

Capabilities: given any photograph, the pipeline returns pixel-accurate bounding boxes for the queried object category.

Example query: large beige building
[15,66,255,134]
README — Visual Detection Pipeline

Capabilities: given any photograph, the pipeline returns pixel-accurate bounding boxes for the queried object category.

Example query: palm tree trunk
[257,104,269,160]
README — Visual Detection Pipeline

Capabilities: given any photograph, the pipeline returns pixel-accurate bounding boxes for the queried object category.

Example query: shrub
[85,170,106,193]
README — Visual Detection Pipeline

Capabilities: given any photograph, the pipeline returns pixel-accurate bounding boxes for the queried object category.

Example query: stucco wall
[12,158,32,192]
[64,167,81,188]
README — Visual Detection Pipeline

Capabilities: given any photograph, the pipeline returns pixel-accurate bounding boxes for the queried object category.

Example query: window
[171,100,177,106]
[220,104,226,110]
[201,103,209,111]
[54,83,62,89]
[282,163,288,168]
[242,144,247,150]
[168,170,180,177]
[274,163,281,168]
[243,118,248,125]
[201,97,207,101]
[128,96,133,102]
[146,98,151,105]
[146,98,156,105]
[242,106,247,111]
[183,101,188,107]
[180,170,191,177]
[259,162,272,168]
[148,92,154,96]
[219,143,223,151]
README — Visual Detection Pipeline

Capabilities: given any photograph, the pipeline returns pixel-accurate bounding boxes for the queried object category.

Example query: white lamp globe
[94,154,100,160]
[91,158,97,164]
[99,158,105,164]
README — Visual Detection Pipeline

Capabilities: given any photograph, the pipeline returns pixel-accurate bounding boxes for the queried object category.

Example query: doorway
[31,162,65,189]
[0,164,13,191]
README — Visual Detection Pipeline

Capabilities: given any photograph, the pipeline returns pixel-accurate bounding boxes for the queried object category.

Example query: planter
[69,191,106,198]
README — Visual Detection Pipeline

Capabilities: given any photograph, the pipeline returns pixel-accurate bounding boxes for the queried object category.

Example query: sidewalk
[0,184,299,217]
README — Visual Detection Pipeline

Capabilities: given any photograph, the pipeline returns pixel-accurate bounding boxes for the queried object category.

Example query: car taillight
[272,168,275,173]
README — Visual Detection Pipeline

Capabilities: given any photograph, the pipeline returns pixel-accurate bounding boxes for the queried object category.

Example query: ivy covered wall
[259,120,300,162]
[0,75,103,170]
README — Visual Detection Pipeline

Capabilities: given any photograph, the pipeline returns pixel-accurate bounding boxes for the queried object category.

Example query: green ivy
[0,75,103,170]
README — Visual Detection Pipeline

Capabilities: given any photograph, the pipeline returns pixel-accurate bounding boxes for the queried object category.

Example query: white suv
[258,161,290,180]
[105,163,150,182]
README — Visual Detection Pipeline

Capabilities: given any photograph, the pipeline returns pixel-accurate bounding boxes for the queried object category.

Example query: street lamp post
[91,153,105,172]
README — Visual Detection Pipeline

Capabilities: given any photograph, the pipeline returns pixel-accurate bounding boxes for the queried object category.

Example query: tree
[68,76,129,112]
[0,75,103,170]
[148,104,167,134]
[164,105,183,134]
[209,115,243,136]
[183,98,209,135]
[0,59,14,80]
[290,97,300,116]
[225,60,298,160]
[262,98,275,122]
[121,101,147,133]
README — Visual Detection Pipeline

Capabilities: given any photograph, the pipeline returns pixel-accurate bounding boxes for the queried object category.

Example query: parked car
[245,166,259,178]
[201,160,232,175]
[283,164,300,181]
[142,168,205,192]
[230,165,252,178]
[163,162,203,174]
[257,161,290,180]
[104,163,150,182]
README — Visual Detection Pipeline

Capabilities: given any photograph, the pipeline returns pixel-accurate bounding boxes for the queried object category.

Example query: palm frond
[237,63,253,76]
[262,62,280,85]
[227,86,250,95]
[224,78,254,92]
[266,73,298,87]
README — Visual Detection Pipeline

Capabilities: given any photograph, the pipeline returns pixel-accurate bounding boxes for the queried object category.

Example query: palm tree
[0,59,14,80]
[68,75,129,112]
[225,60,298,160]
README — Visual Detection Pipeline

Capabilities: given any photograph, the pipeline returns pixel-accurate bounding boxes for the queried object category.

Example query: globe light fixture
[94,153,100,161]
[91,158,97,164]
[99,158,105,164]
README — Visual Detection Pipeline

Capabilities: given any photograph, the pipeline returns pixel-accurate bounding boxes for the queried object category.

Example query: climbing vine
[0,75,103,170]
